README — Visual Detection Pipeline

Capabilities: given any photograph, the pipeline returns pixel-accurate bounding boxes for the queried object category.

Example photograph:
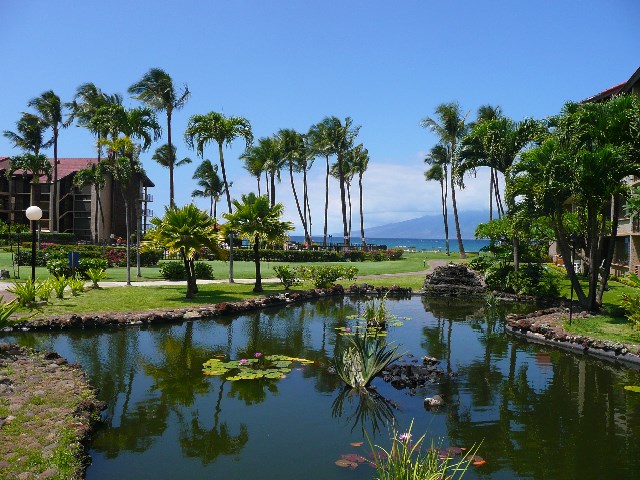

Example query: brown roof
[583,66,640,103]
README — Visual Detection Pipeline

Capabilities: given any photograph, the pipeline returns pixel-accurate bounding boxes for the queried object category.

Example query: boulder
[422,263,486,297]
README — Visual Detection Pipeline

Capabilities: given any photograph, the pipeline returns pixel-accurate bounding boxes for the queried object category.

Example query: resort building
[0,156,154,242]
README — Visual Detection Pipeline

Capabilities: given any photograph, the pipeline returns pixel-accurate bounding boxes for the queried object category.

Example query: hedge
[226,248,404,263]
[14,244,163,268]
[0,232,76,245]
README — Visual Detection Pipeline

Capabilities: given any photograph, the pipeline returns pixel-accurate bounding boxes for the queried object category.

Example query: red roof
[582,66,640,103]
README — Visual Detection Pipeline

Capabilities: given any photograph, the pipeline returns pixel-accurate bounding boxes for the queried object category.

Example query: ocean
[289,236,489,253]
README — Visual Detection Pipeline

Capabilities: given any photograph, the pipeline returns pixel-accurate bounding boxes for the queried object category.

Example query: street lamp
[25,205,42,282]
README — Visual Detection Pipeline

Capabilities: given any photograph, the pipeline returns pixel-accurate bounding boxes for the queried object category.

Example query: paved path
[0,259,454,302]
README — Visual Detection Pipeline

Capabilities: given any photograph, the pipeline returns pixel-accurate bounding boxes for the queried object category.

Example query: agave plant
[0,296,20,329]
[86,268,107,288]
[333,332,403,390]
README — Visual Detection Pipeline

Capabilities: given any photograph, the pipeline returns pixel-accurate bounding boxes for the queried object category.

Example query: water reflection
[331,387,398,435]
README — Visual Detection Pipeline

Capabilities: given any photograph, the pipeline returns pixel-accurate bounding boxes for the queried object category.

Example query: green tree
[222,193,293,292]
[307,121,334,246]
[152,143,192,173]
[347,144,369,246]
[5,153,52,208]
[191,159,226,219]
[424,144,450,255]
[421,102,469,258]
[129,68,190,208]
[184,112,253,283]
[73,161,107,243]
[144,204,222,298]
[29,90,70,232]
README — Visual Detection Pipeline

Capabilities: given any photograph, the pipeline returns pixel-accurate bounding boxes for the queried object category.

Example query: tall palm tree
[240,144,268,195]
[184,112,253,283]
[129,68,190,207]
[222,193,293,292]
[278,129,311,245]
[29,90,70,232]
[152,144,192,172]
[420,102,468,258]
[191,159,225,219]
[74,161,107,243]
[349,144,369,247]
[315,117,360,246]
[3,112,53,208]
[308,121,333,247]
[424,144,450,255]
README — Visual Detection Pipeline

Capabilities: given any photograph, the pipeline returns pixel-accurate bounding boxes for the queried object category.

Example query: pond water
[7,296,640,480]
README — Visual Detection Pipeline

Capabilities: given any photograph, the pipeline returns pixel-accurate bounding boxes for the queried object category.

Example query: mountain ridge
[361,210,490,239]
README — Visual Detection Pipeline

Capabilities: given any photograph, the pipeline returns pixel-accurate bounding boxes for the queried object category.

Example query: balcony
[140,193,154,203]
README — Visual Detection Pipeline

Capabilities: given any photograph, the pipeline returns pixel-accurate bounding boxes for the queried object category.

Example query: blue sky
[1,0,639,235]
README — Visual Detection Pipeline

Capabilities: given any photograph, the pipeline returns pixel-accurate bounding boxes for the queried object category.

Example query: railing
[142,209,153,217]
[140,194,154,202]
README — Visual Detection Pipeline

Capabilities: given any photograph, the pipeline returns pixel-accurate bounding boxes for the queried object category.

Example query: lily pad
[624,385,640,393]
[335,459,358,469]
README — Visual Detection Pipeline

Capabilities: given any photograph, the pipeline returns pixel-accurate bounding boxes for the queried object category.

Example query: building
[0,156,154,242]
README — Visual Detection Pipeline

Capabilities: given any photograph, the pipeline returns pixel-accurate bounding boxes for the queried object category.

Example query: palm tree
[29,90,70,232]
[184,112,253,283]
[349,144,369,246]
[3,112,53,207]
[152,143,192,171]
[129,68,190,207]
[278,129,311,245]
[191,159,225,219]
[222,193,293,292]
[73,161,107,243]
[424,144,450,255]
[314,117,360,246]
[240,144,268,195]
[308,121,333,247]
[144,204,221,298]
[420,102,468,258]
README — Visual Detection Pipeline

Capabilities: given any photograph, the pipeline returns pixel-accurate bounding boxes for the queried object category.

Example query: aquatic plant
[337,295,408,338]
[203,353,313,381]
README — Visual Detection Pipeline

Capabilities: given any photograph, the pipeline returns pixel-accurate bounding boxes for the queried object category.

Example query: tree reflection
[331,387,398,436]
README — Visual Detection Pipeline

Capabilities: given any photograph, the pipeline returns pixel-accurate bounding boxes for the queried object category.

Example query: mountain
[364,210,490,239]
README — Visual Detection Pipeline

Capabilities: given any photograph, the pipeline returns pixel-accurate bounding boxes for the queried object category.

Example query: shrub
[86,268,107,288]
[7,279,39,307]
[159,261,186,280]
[194,262,214,279]
[622,294,640,330]
[51,276,69,299]
[37,280,54,302]
[0,296,20,329]
[46,259,72,279]
[298,265,358,289]
[78,258,108,278]
[273,265,301,289]
[69,277,86,296]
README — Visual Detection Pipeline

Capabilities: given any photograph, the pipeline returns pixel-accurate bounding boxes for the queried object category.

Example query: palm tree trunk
[347,181,352,241]
[182,247,195,299]
[168,111,175,208]
[450,178,466,258]
[439,178,449,255]
[323,155,330,247]
[289,161,309,245]
[257,175,261,196]
[123,196,131,286]
[218,142,234,283]
[337,152,349,246]
[209,196,213,217]
[303,168,312,242]
[52,129,59,232]
[270,171,276,207]
[443,165,450,255]
[253,233,262,292]
[596,195,619,305]
[489,167,494,222]
[358,173,365,247]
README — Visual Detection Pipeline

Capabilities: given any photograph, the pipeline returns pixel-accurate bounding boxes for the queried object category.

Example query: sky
[1,0,639,236]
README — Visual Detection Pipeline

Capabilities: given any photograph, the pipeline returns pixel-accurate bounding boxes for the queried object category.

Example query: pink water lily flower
[254,352,262,358]
[344,327,352,333]
[239,358,248,365]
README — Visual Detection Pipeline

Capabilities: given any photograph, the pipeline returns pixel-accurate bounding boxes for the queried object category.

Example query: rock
[424,394,445,408]
[422,264,487,297]
[39,468,58,479]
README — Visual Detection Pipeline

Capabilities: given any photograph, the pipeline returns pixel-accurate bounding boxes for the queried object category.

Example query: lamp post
[25,205,42,282]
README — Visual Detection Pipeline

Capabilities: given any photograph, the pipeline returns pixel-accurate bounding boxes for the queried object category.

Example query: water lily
[239,358,248,365]
[344,327,351,333]
[254,352,262,358]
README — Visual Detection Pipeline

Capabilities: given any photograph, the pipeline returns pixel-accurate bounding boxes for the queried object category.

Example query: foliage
[273,265,301,289]
[473,255,560,297]
[46,259,71,278]
[0,296,20,329]
[69,277,86,296]
[86,268,107,288]
[51,276,69,299]
[202,353,313,381]
[333,331,401,389]
[7,279,39,307]
[37,279,54,302]
[369,421,475,480]
[78,258,109,276]
[621,293,640,330]
[159,261,187,280]
[298,265,358,288]
[194,261,215,279]
[338,295,408,338]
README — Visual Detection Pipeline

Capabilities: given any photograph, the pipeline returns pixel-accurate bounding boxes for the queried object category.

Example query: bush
[273,265,301,289]
[46,259,72,278]
[298,265,358,289]
[0,296,20,329]
[226,248,402,263]
[51,276,69,299]
[86,268,107,288]
[7,279,39,307]
[160,261,186,280]
[194,262,214,279]
[38,280,54,302]
[622,294,640,330]
[68,277,86,296]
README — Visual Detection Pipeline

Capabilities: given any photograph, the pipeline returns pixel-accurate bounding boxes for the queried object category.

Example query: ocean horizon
[289,235,489,253]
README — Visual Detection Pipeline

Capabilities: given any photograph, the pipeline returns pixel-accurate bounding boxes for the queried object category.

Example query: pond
[7,296,640,479]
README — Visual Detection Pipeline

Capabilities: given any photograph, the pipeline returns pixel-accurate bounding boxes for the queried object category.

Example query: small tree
[222,193,293,292]
[143,204,223,298]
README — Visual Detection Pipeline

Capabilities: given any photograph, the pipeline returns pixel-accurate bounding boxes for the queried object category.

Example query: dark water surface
[7,297,640,479]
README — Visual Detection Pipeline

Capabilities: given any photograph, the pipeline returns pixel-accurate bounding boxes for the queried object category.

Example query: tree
[29,90,70,232]
[347,144,369,246]
[74,161,107,243]
[314,117,360,246]
[152,144,192,172]
[144,204,222,299]
[5,153,52,208]
[129,68,190,207]
[185,112,253,283]
[222,193,293,292]
[421,102,468,258]
[191,159,225,219]
[307,121,333,246]
[424,144,450,255]
[510,94,640,310]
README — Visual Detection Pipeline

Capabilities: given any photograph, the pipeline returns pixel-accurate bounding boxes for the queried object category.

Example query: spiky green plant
[37,279,54,302]
[0,296,20,329]
[333,332,402,390]
[86,268,107,288]
[51,276,69,299]
[69,277,86,296]
[7,279,39,307]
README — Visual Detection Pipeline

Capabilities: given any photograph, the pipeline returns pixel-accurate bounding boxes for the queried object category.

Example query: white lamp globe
[26,205,43,221]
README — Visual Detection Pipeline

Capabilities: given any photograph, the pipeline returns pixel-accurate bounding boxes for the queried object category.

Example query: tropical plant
[0,296,20,329]
[152,144,192,179]
[191,159,225,219]
[194,262,214,279]
[349,144,370,246]
[129,68,190,207]
[143,204,222,298]
[37,279,54,302]
[222,193,293,292]
[421,102,469,258]
[332,331,402,389]
[7,279,39,307]
[424,144,450,255]
[298,265,358,289]
[86,268,107,288]
[73,160,107,243]
[307,121,333,246]
[5,153,52,207]
[159,261,187,280]
[273,265,300,289]
[51,276,69,299]
[184,111,253,283]
[29,90,70,231]
[69,277,86,296]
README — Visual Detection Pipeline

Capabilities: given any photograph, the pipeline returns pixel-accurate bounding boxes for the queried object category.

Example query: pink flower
[398,433,412,442]
[344,327,352,333]
[239,358,248,365]
[254,352,262,358]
